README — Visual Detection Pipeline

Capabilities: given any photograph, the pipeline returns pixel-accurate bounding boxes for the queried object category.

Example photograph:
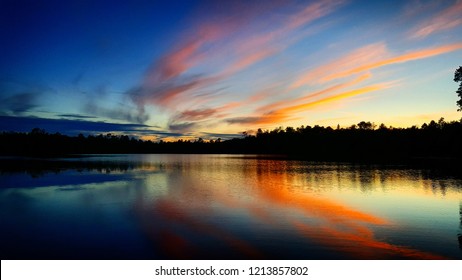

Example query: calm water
[1,154,461,259]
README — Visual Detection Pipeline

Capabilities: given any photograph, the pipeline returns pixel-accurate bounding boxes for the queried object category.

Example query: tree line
[1,118,461,165]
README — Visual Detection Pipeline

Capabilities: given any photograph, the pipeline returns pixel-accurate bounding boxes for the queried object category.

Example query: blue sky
[1,0,462,140]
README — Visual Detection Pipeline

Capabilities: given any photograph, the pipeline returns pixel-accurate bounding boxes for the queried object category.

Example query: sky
[1,0,462,140]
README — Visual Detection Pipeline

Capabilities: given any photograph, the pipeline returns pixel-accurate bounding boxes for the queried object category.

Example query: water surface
[1,154,461,259]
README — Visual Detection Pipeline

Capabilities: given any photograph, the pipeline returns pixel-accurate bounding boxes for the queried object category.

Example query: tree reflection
[459,202,462,250]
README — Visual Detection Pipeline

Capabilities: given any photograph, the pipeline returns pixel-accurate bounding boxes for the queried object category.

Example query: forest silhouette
[1,118,461,170]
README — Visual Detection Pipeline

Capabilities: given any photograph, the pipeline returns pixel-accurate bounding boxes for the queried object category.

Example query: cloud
[286,0,344,30]
[143,27,221,87]
[0,115,155,136]
[219,0,344,77]
[129,75,218,111]
[259,73,372,114]
[172,108,223,122]
[227,84,386,127]
[84,100,149,124]
[221,48,279,76]
[276,84,387,114]
[411,0,462,39]
[168,122,198,133]
[226,114,298,126]
[324,42,462,82]
[291,43,389,88]
[0,92,39,115]
[292,42,462,87]
[200,132,243,139]
[127,0,345,117]
[57,114,97,119]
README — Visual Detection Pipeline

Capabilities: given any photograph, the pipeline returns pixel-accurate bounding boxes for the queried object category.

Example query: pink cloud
[286,0,344,30]
[129,0,346,125]
[411,0,462,39]
[292,42,462,88]
[219,0,345,77]
[291,43,388,88]
[324,42,462,82]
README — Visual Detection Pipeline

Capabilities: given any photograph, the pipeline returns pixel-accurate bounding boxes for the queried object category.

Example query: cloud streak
[0,115,158,136]
[411,0,462,39]
[0,92,39,115]
[324,42,462,82]
[292,42,462,88]
[260,73,372,114]
[219,0,344,77]
[227,84,386,126]
[127,0,345,125]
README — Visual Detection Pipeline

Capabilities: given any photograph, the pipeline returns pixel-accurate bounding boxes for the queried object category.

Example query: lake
[1,154,461,259]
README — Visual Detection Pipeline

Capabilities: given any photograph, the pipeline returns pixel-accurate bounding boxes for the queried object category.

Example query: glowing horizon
[1,0,462,140]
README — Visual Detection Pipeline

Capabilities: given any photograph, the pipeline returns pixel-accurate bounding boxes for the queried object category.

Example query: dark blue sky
[1,0,194,90]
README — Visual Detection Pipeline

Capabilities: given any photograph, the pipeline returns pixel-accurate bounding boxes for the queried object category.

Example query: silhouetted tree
[357,121,374,130]
[455,66,462,111]
[1,118,462,167]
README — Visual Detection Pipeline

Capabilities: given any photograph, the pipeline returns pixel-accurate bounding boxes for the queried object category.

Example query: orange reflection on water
[251,162,445,259]
[132,159,447,259]
[133,173,265,259]
[294,222,443,259]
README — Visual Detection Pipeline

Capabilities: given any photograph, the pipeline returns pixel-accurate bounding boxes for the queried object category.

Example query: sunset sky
[1,0,462,140]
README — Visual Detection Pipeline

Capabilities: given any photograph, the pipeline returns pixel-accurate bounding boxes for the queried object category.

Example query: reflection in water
[459,203,462,250]
[0,155,461,259]
[253,163,442,259]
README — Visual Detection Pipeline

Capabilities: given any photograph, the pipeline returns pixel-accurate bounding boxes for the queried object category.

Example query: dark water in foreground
[1,154,461,259]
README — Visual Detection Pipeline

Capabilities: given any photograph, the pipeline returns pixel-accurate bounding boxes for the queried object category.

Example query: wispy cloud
[0,92,39,115]
[260,73,372,114]
[84,101,149,124]
[227,84,386,127]
[326,42,462,81]
[168,121,199,133]
[291,43,389,88]
[411,0,462,39]
[219,0,344,77]
[127,0,345,126]
[277,84,387,114]
[129,75,218,111]
[0,115,155,136]
[57,114,96,119]
[292,42,462,88]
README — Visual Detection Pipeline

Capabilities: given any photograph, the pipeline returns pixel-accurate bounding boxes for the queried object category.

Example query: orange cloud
[227,83,384,127]
[259,72,372,114]
[226,113,299,126]
[275,84,386,116]
[411,1,462,39]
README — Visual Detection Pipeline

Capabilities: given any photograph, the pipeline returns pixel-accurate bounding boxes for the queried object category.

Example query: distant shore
[1,118,461,176]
